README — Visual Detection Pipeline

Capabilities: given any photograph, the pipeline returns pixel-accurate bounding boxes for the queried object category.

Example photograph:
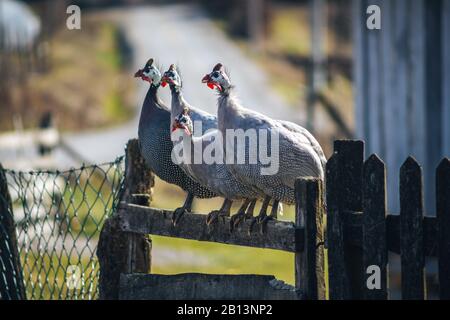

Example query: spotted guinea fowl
[171,108,261,227]
[135,58,216,225]
[161,64,259,225]
[202,63,325,231]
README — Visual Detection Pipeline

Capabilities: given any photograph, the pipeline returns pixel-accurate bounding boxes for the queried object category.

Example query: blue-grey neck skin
[217,84,234,97]
[137,81,217,199]
[216,87,242,133]
[143,84,163,109]
[138,83,167,140]
[169,84,189,122]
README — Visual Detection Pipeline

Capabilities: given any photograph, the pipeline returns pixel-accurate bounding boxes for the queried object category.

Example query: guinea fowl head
[202,63,231,93]
[134,58,161,86]
[172,108,193,136]
[161,64,182,89]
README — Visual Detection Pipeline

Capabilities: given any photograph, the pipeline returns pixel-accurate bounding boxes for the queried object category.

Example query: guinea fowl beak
[135,69,151,83]
[202,74,221,91]
[201,74,211,83]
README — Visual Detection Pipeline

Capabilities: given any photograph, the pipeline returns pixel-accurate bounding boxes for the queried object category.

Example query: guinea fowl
[171,108,261,226]
[161,65,258,225]
[202,63,326,231]
[135,58,216,226]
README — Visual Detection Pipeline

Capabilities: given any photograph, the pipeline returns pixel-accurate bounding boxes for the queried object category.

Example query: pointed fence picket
[326,140,449,300]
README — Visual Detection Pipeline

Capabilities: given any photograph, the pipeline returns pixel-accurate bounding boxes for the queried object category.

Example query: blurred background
[0,0,448,299]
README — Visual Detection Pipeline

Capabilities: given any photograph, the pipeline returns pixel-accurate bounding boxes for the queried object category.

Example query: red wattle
[161,81,167,87]
[207,83,215,90]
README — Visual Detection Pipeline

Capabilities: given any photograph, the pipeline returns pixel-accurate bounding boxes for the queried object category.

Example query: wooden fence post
[326,152,349,299]
[0,164,26,300]
[295,178,325,300]
[97,139,153,299]
[436,158,450,299]
[362,155,388,299]
[327,140,364,299]
[400,157,426,300]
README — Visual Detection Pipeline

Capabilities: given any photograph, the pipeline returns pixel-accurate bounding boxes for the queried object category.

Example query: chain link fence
[0,157,125,300]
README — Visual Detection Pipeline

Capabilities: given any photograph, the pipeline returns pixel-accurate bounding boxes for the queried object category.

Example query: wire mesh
[0,157,125,300]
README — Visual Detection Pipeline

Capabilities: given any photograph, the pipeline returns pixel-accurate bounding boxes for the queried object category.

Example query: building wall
[353,0,449,214]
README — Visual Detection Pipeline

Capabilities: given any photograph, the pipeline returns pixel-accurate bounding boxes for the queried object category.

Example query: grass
[145,178,298,285]
[97,23,124,71]
[20,250,99,300]
[151,236,295,285]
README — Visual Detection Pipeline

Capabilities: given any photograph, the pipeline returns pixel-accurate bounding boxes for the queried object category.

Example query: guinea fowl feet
[247,216,260,236]
[230,213,245,232]
[258,215,273,235]
[172,207,187,227]
[248,215,272,235]
[206,210,227,226]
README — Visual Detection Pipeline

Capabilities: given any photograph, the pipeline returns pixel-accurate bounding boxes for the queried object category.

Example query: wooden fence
[97,139,324,300]
[98,140,450,300]
[326,140,450,300]
[1,138,448,299]
[96,139,449,300]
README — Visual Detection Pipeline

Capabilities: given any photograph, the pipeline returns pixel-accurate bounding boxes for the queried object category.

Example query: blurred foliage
[0,13,134,132]
[103,89,129,122]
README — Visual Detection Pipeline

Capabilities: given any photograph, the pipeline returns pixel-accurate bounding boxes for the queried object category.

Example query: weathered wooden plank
[387,215,437,257]
[97,214,152,300]
[0,164,26,300]
[400,157,426,300]
[117,203,300,253]
[122,138,154,203]
[334,140,364,210]
[362,155,388,299]
[334,140,365,299]
[326,153,350,299]
[437,158,450,299]
[295,178,325,300]
[341,212,437,257]
[119,273,301,300]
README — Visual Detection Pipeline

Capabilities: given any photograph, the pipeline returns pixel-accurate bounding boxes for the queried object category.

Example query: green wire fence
[0,157,125,300]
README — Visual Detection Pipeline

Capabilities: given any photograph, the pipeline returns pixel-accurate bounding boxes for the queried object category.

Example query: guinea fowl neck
[144,84,161,104]
[218,86,238,111]
[170,86,187,114]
